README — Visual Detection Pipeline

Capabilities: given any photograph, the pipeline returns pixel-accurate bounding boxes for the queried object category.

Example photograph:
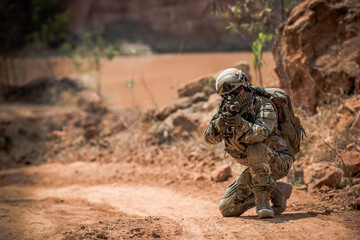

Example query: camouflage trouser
[219,142,292,217]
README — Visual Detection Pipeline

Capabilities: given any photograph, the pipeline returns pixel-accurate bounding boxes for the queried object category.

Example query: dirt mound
[272,0,360,112]
[0,77,84,105]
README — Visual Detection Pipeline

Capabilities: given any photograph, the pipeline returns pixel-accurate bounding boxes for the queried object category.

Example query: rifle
[220,94,247,141]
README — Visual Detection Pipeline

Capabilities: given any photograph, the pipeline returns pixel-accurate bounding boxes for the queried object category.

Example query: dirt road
[1,161,358,240]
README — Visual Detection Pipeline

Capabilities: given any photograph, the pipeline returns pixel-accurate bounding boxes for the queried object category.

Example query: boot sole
[258,209,274,219]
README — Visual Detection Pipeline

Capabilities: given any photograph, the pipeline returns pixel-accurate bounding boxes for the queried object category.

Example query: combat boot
[271,182,293,215]
[254,189,274,219]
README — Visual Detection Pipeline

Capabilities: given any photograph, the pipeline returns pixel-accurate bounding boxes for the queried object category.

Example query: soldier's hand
[214,114,226,132]
[224,113,243,127]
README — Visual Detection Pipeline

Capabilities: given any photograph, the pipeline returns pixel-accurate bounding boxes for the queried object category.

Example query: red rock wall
[61,0,247,52]
[272,0,360,112]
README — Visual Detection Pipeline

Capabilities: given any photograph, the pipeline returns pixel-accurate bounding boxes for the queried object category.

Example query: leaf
[127,78,134,88]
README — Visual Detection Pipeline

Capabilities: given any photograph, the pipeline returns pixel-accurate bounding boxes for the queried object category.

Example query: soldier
[204,68,293,219]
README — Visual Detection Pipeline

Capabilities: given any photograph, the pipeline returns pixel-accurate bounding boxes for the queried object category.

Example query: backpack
[253,87,306,157]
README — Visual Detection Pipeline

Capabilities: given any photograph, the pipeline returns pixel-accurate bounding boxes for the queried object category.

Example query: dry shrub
[297,94,360,172]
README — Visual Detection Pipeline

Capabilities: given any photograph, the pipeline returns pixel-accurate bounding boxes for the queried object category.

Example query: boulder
[303,163,343,188]
[194,174,205,181]
[202,93,220,112]
[145,110,199,145]
[76,90,107,113]
[0,135,12,151]
[342,150,360,177]
[343,95,360,114]
[211,165,232,182]
[84,127,99,139]
[178,74,216,98]
[272,0,360,112]
[155,92,207,121]
[177,61,251,98]
[49,130,66,140]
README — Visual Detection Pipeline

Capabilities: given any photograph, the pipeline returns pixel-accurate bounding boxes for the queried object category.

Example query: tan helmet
[215,68,250,95]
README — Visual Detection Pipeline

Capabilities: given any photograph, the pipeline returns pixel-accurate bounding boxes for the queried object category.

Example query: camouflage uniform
[204,94,293,217]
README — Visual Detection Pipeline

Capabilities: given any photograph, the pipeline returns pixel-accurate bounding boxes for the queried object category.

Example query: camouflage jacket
[204,94,289,166]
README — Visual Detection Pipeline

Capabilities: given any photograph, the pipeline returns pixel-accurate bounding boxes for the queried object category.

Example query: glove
[213,114,226,133]
[224,113,244,127]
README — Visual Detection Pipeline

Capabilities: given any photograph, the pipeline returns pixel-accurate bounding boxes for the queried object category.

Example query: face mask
[222,89,254,115]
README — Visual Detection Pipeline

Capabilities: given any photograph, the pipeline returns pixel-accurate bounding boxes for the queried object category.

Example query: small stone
[211,165,231,182]
[152,232,161,238]
[303,163,343,189]
[49,130,66,140]
[84,127,98,139]
[194,174,205,181]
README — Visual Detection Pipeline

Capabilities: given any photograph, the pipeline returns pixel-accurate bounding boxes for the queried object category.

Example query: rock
[140,109,156,124]
[178,74,215,98]
[1,77,83,105]
[84,127,98,139]
[211,165,231,182]
[272,0,360,112]
[76,90,107,113]
[349,184,360,198]
[303,163,343,189]
[348,185,360,210]
[146,110,199,145]
[155,92,207,120]
[343,95,360,114]
[49,130,66,140]
[202,93,220,112]
[342,151,360,177]
[352,178,360,186]
[172,114,198,134]
[194,174,205,181]
[355,197,360,210]
[0,135,12,151]
[177,61,251,98]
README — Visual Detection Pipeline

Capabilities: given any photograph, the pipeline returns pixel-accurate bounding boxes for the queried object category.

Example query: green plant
[291,177,303,187]
[32,0,69,46]
[60,29,120,94]
[212,0,301,38]
[126,78,135,108]
[252,32,272,86]
[211,0,301,85]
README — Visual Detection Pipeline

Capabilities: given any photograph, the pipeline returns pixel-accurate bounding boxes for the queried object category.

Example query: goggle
[218,81,237,94]
[217,70,247,95]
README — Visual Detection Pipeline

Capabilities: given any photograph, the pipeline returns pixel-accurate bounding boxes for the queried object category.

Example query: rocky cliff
[62,0,248,52]
[272,0,360,112]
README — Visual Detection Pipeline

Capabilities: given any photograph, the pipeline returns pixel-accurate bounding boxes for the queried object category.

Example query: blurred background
[0,1,360,239]
[0,0,298,109]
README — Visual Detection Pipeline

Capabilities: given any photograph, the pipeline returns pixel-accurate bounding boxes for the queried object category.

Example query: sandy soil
[1,52,359,240]
[0,161,359,240]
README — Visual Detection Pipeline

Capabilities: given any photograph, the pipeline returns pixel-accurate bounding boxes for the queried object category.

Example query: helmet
[215,68,250,95]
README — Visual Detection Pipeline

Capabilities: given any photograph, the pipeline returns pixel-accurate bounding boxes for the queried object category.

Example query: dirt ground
[0,161,359,240]
[0,52,359,240]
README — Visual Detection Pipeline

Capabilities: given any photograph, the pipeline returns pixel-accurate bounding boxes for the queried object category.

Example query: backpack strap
[251,86,281,126]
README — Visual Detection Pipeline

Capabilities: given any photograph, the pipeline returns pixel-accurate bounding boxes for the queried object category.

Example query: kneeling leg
[219,168,255,217]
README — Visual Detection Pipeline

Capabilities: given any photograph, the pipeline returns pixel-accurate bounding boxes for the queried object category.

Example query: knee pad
[247,143,268,163]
